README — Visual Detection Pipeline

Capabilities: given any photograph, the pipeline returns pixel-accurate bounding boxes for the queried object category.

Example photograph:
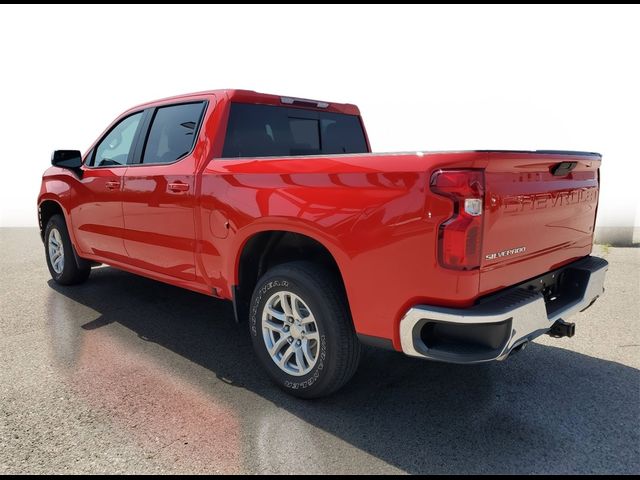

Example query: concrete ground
[1,228,638,474]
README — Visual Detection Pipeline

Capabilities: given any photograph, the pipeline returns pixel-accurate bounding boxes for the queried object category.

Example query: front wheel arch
[38,199,65,242]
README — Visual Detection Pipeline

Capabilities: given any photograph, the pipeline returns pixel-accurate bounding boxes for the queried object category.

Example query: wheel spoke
[295,347,306,372]
[280,292,294,317]
[302,339,315,365]
[263,290,320,377]
[304,331,320,342]
[300,312,316,326]
[291,297,304,322]
[266,306,286,322]
[278,345,295,368]
[264,319,285,334]
[48,228,66,274]
[269,335,289,356]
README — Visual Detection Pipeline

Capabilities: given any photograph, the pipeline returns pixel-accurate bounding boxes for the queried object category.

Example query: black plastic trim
[231,285,241,324]
[357,334,395,351]
[417,318,512,361]
[129,108,154,165]
[51,150,83,178]
[551,161,578,176]
[475,255,609,311]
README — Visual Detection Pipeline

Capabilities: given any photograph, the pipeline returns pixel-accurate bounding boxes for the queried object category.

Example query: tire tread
[250,261,361,398]
[45,214,90,285]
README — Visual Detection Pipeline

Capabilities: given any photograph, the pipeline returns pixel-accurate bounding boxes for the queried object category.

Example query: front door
[121,102,206,281]
[72,111,144,262]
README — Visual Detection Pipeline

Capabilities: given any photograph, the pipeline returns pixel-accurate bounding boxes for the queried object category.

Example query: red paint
[38,90,601,351]
[121,160,199,281]
[69,166,129,260]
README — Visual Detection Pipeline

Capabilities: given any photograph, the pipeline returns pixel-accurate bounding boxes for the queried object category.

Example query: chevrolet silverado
[38,90,608,397]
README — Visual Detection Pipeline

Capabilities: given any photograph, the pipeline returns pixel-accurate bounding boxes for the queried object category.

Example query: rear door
[121,101,207,280]
[72,111,145,261]
[480,151,601,293]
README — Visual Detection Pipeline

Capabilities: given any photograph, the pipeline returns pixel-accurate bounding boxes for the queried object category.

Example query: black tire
[44,214,91,285]
[249,261,361,399]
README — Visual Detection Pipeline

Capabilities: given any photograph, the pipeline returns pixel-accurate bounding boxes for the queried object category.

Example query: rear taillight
[430,169,485,270]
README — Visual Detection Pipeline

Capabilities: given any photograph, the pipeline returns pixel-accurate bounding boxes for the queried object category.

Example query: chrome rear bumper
[400,256,608,364]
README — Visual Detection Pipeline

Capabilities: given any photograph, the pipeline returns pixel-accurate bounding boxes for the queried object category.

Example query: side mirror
[51,150,83,169]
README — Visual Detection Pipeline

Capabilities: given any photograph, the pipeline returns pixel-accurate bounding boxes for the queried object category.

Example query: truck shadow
[47,267,639,474]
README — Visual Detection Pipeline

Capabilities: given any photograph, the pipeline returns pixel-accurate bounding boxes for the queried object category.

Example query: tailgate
[479,151,601,294]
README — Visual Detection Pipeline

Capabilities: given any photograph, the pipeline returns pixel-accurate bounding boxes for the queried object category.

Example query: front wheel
[249,261,361,399]
[45,214,90,285]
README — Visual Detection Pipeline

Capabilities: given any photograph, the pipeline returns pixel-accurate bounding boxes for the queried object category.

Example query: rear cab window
[221,103,368,158]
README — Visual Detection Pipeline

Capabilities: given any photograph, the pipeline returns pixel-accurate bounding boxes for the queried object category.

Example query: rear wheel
[45,214,90,285]
[249,261,361,398]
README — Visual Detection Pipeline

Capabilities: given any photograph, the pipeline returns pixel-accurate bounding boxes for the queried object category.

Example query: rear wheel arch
[233,230,351,324]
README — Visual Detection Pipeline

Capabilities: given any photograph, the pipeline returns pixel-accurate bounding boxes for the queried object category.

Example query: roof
[126,89,361,116]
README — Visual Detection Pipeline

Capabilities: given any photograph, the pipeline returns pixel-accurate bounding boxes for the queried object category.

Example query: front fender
[38,168,80,249]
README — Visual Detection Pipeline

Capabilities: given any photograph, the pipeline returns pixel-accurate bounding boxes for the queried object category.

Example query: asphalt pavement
[1,228,638,474]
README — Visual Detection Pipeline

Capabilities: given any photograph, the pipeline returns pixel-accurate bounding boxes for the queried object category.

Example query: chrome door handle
[168,182,189,193]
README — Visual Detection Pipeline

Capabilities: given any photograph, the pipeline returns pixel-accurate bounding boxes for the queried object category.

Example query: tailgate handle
[551,161,577,176]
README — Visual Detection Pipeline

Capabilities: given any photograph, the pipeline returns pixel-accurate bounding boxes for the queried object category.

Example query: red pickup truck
[39,90,608,398]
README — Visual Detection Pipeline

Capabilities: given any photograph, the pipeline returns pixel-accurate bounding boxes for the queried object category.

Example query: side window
[142,102,205,164]
[93,112,143,167]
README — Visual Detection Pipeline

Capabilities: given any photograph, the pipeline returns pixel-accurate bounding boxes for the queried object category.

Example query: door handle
[168,182,190,193]
[105,181,120,190]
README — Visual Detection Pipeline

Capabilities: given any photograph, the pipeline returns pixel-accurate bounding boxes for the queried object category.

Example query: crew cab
[38,90,608,398]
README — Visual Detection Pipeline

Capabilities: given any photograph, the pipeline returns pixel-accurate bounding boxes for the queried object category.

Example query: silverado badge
[485,246,527,261]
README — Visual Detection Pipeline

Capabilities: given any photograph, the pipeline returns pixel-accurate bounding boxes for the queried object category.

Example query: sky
[1,5,638,235]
